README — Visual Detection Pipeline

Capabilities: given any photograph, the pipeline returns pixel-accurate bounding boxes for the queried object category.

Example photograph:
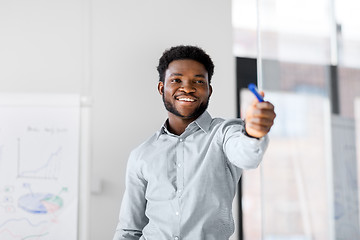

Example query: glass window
[233,0,360,239]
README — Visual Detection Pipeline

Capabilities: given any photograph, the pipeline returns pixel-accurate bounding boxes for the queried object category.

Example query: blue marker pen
[248,83,264,102]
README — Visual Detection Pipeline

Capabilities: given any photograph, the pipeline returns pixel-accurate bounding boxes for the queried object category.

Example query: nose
[180,80,196,93]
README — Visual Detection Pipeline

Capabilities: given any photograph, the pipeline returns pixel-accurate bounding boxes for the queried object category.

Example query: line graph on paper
[0,217,49,240]
[17,138,63,180]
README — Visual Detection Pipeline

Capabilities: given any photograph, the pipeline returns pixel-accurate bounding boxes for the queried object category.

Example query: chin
[180,110,203,119]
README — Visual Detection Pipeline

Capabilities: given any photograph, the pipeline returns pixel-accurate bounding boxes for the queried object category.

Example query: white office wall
[0,0,86,93]
[0,0,235,239]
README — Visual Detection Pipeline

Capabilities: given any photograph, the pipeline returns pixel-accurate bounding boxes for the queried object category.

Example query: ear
[209,84,213,98]
[158,81,164,95]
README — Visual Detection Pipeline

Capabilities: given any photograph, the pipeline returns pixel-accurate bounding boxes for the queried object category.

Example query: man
[113,45,276,240]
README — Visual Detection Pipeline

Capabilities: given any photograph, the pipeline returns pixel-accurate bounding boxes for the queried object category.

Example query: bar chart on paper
[0,94,80,240]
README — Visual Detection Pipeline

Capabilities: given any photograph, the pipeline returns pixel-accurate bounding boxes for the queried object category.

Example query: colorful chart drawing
[18,193,63,214]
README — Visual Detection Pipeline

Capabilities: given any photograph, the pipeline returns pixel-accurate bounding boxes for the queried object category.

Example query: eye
[195,80,205,84]
[171,78,181,83]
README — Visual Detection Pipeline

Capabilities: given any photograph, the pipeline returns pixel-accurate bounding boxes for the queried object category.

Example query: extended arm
[222,119,269,169]
[222,92,275,169]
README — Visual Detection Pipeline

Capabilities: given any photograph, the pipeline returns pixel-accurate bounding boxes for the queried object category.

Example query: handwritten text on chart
[27,126,68,135]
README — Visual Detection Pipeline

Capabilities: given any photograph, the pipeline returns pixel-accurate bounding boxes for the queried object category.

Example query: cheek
[163,86,176,96]
[162,89,174,101]
[199,89,211,98]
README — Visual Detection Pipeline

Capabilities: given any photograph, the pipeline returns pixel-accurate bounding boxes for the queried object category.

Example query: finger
[248,117,274,126]
[246,122,271,132]
[251,90,265,105]
[245,123,271,138]
[259,91,265,98]
[256,101,275,110]
[250,108,276,119]
[247,122,273,134]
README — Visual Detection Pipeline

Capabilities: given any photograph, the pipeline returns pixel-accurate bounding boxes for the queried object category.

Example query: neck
[167,114,196,136]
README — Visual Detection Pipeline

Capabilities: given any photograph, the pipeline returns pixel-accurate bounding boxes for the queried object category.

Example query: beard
[162,94,210,120]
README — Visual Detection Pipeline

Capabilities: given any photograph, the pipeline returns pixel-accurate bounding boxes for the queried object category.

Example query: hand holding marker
[245,83,276,139]
[248,83,264,102]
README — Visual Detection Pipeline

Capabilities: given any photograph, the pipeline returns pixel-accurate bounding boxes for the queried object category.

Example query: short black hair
[157,45,214,83]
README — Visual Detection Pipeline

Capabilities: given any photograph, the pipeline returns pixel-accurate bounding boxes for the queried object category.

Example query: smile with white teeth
[178,98,195,102]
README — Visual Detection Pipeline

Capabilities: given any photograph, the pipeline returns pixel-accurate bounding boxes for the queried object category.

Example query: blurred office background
[0,0,359,239]
[233,0,360,239]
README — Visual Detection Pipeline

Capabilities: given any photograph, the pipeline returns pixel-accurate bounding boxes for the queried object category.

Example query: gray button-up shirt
[113,111,269,240]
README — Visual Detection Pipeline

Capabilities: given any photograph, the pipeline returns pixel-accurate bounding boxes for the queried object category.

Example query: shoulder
[130,131,159,159]
[126,131,159,177]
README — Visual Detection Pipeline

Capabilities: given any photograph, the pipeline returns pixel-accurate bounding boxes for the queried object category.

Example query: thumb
[252,91,265,105]
[259,91,265,98]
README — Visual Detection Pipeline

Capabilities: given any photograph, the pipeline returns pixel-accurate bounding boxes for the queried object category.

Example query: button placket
[176,138,184,196]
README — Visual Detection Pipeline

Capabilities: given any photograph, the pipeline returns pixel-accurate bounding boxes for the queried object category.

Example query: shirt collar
[192,111,212,134]
[156,111,212,140]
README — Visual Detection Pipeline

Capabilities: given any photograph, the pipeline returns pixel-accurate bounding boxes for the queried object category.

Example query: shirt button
[177,163,181,167]
[175,211,179,216]
[179,138,183,142]
[174,237,179,240]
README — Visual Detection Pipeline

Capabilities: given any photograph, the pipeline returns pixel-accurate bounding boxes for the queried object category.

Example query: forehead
[165,59,208,77]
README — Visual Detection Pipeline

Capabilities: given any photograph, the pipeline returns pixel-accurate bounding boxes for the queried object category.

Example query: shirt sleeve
[220,118,269,169]
[113,150,148,240]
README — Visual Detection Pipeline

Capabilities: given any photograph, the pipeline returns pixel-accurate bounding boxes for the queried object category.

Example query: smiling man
[113,45,276,240]
[160,58,212,135]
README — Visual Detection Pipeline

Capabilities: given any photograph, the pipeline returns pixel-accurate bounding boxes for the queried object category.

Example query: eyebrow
[194,74,206,78]
[170,73,206,78]
[170,73,183,77]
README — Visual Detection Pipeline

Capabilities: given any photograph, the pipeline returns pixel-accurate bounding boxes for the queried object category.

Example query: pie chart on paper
[18,193,63,214]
